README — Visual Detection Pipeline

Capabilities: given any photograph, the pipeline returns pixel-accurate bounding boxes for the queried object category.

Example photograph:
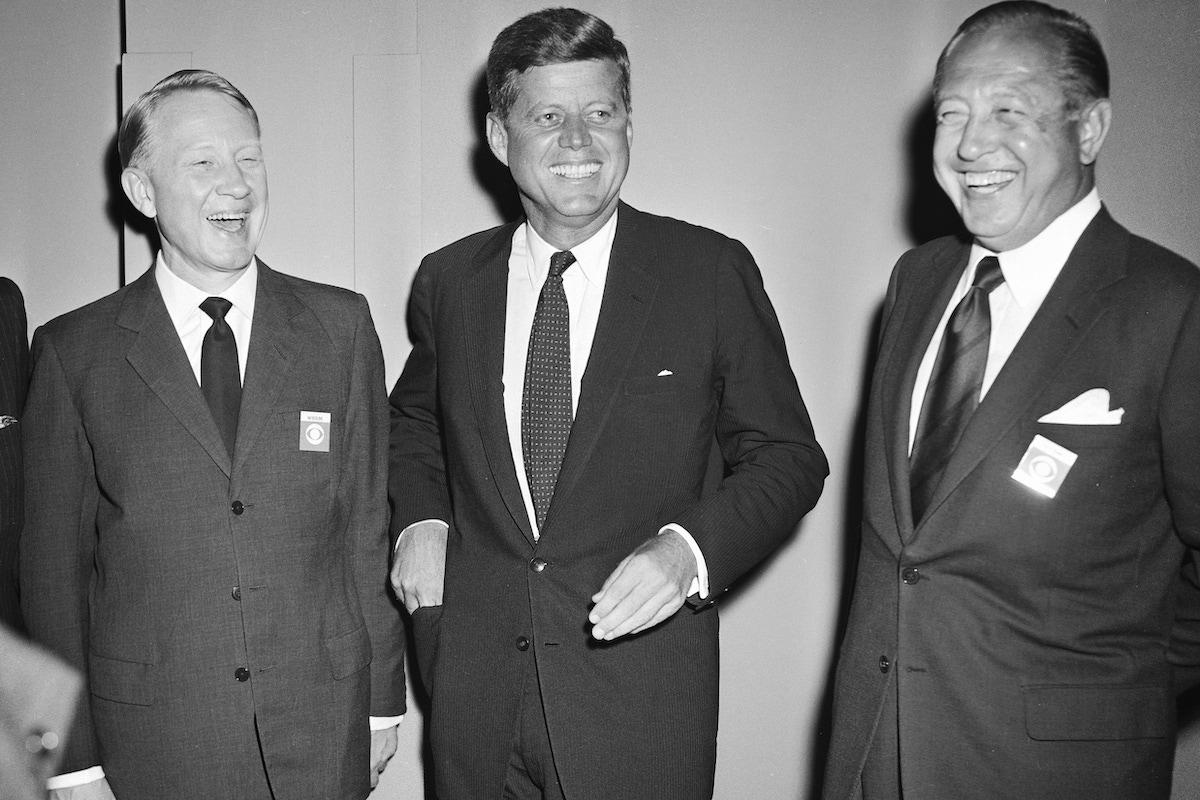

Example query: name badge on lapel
[1012,434,1076,498]
[299,411,331,452]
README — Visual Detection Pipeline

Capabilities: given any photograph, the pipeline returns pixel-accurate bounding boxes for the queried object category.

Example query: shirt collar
[968,188,1101,310]
[155,253,259,327]
[523,209,619,289]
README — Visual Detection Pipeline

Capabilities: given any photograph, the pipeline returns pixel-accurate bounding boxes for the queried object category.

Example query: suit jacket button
[516,637,530,652]
[232,586,241,601]
[234,667,250,682]
[879,656,890,673]
[901,567,921,585]
[231,501,245,515]
[529,557,548,573]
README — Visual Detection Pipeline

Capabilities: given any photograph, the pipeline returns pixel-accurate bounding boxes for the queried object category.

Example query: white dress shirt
[155,253,257,384]
[908,189,1103,453]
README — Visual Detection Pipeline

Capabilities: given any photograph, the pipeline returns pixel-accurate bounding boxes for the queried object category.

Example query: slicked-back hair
[934,0,1109,115]
[118,69,259,170]
[487,7,631,121]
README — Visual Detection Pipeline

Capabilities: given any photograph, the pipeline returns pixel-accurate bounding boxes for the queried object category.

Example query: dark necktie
[910,256,1005,522]
[522,250,575,531]
[200,297,241,456]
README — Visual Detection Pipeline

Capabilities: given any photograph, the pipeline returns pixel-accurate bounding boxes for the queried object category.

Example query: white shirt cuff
[47,766,105,790]
[659,523,709,599]
[393,518,449,556]
[370,715,404,730]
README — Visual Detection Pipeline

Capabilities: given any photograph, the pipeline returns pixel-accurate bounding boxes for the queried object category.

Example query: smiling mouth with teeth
[964,170,1016,190]
[207,213,248,232]
[550,163,601,179]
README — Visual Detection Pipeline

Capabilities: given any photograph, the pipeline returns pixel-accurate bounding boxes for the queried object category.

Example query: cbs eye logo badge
[298,411,331,452]
[1011,434,1077,498]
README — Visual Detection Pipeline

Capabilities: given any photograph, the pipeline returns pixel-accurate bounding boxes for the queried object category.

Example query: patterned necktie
[200,297,241,456]
[522,250,575,531]
[910,256,1005,522]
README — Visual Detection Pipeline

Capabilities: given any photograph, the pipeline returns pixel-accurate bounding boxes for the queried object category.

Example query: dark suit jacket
[390,203,827,800]
[824,209,1200,800]
[20,263,405,800]
[0,278,29,633]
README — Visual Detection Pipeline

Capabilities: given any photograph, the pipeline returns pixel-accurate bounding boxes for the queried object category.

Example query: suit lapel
[880,240,969,546]
[121,269,232,476]
[463,223,538,545]
[918,210,1127,527]
[547,204,659,530]
[233,262,303,476]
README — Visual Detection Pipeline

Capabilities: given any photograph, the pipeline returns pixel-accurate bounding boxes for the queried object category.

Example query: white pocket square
[1037,388,1124,425]
[656,369,674,377]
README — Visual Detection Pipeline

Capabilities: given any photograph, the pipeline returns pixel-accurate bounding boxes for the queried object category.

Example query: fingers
[589,553,687,641]
[390,523,448,613]
[369,727,399,788]
[388,558,406,601]
[591,582,684,640]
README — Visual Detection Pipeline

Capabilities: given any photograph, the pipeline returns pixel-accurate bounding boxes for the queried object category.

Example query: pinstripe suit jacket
[390,203,828,799]
[0,278,29,633]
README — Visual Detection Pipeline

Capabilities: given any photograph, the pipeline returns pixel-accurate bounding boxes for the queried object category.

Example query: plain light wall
[0,0,122,335]
[2,1,1197,798]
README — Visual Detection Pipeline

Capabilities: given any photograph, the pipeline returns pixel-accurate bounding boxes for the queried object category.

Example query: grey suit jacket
[21,263,404,800]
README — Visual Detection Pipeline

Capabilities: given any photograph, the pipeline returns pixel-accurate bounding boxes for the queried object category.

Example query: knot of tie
[549,250,576,279]
[200,296,233,324]
[973,255,1004,294]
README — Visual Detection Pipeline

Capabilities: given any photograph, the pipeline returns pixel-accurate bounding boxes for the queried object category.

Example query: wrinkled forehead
[938,24,1064,100]
[945,23,1059,79]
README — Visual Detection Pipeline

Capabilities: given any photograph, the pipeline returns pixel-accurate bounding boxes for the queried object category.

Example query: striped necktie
[910,256,1005,522]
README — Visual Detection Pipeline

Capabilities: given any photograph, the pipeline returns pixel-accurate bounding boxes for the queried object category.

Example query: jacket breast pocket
[1023,684,1170,741]
[89,652,155,707]
[1035,422,1129,452]
[624,374,683,396]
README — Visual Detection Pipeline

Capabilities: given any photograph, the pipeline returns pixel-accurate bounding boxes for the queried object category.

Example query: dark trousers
[859,674,902,800]
[503,660,566,800]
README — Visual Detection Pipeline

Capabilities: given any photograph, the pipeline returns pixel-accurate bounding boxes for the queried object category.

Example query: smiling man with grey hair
[21,69,405,800]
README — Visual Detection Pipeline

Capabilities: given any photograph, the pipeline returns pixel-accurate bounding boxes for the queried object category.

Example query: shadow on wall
[804,299,881,800]
[470,68,524,226]
[804,91,967,798]
[902,96,964,248]
[102,127,160,287]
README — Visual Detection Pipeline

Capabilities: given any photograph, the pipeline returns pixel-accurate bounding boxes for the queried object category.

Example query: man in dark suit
[388,8,827,799]
[20,70,404,800]
[0,277,29,633]
[824,3,1200,798]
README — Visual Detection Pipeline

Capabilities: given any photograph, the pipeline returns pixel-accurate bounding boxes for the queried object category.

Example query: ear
[121,167,158,219]
[485,112,510,167]
[1076,97,1112,166]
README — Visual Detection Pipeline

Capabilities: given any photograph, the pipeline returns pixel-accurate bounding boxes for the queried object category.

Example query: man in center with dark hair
[388,7,827,799]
